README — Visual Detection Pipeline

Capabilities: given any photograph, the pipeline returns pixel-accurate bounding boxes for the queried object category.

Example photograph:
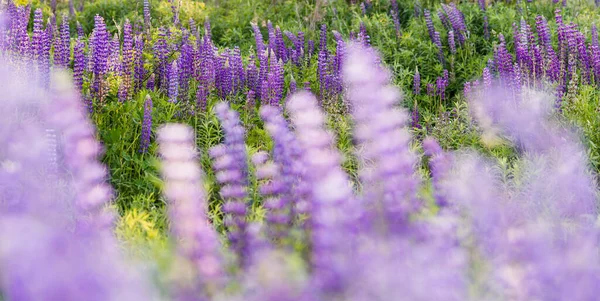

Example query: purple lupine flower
[107,33,121,74]
[463,81,472,99]
[147,73,155,91]
[60,14,70,67]
[390,0,401,38]
[287,91,359,292]
[442,3,466,46]
[258,49,268,102]
[358,22,370,46]
[275,26,288,63]
[267,21,277,58]
[434,31,444,64]
[246,56,259,93]
[483,67,492,88]
[91,15,109,98]
[267,59,284,106]
[133,35,145,92]
[427,83,435,96]
[424,9,435,42]
[178,37,194,100]
[438,10,451,30]
[73,39,85,93]
[422,137,452,207]
[211,103,250,267]
[246,89,256,110]
[140,95,152,153]
[413,69,421,94]
[76,21,84,39]
[154,27,169,91]
[307,40,315,58]
[483,15,490,40]
[535,15,551,50]
[343,43,420,232]
[448,30,456,54]
[168,61,179,103]
[289,79,297,95]
[478,0,486,10]
[252,23,265,58]
[119,19,134,102]
[252,151,290,242]
[215,51,232,100]
[143,0,151,34]
[45,73,115,229]
[231,47,245,94]
[157,124,226,295]
[196,85,208,112]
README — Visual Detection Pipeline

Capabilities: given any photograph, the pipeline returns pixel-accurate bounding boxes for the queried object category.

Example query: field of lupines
[2,0,600,299]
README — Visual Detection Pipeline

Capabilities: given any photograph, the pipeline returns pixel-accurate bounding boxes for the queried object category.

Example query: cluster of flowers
[1,0,354,115]
[424,3,468,64]
[2,11,600,296]
[466,9,599,107]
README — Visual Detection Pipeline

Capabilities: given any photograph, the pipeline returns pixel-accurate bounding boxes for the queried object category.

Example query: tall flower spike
[73,39,85,93]
[45,72,115,230]
[210,102,250,268]
[259,106,307,244]
[157,124,226,295]
[168,61,179,103]
[140,95,152,154]
[287,91,359,293]
[119,19,134,102]
[343,43,420,232]
[413,68,421,95]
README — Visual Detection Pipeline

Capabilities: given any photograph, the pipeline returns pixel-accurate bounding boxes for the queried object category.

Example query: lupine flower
[287,91,359,292]
[259,106,306,244]
[158,124,226,296]
[424,9,436,42]
[73,39,85,93]
[448,30,456,54]
[44,72,115,230]
[91,15,109,98]
[140,95,152,153]
[196,85,208,112]
[133,35,145,92]
[168,61,179,103]
[211,102,250,267]
[343,43,420,232]
[143,0,151,33]
[119,19,134,102]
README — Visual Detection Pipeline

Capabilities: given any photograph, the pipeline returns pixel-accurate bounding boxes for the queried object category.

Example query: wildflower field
[2,0,600,299]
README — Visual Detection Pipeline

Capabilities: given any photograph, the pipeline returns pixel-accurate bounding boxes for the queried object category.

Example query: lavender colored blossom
[158,124,226,295]
[211,103,250,267]
[73,39,85,93]
[168,61,179,103]
[343,43,420,231]
[448,30,456,54]
[143,0,151,34]
[119,19,134,102]
[287,91,359,292]
[196,85,208,112]
[45,73,116,230]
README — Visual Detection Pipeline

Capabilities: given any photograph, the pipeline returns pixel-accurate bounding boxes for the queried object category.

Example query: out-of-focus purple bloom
[211,103,250,268]
[287,91,359,292]
[343,43,420,232]
[158,124,226,295]
[45,73,115,230]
